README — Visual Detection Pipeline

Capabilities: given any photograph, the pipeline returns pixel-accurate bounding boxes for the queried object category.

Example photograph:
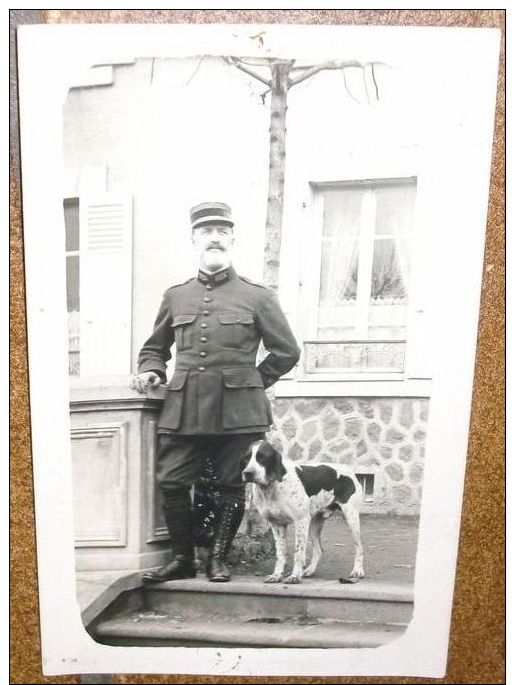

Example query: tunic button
[200,336,207,342]
[203,310,210,316]
[205,284,213,290]
[198,366,206,372]
[201,323,207,328]
[199,351,207,357]
[203,296,211,303]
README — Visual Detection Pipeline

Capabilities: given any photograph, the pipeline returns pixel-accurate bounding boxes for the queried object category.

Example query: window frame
[284,173,423,388]
[308,176,416,339]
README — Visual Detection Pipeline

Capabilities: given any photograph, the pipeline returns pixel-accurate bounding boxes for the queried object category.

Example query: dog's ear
[240,447,252,470]
[266,443,287,483]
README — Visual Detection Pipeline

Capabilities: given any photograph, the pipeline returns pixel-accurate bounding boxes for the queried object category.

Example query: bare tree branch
[224,56,271,87]
[260,88,271,105]
[361,63,380,105]
[342,68,362,104]
[183,56,205,87]
[289,60,386,88]
[362,66,371,105]
[370,62,380,101]
[289,60,365,87]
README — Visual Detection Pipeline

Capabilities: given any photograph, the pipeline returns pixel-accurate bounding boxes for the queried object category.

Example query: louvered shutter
[79,194,133,376]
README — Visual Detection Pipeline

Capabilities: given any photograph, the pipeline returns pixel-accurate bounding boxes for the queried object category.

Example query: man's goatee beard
[202,251,230,272]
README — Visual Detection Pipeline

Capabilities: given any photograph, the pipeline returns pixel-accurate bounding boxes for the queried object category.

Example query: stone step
[144,576,414,625]
[89,576,413,648]
[94,613,407,649]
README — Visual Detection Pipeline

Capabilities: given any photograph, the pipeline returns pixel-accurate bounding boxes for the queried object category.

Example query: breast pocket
[171,314,197,351]
[218,312,255,349]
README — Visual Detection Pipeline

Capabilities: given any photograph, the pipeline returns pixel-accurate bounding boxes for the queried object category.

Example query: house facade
[64,56,434,572]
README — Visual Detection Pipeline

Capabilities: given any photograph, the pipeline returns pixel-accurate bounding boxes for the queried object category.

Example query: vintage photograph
[17,22,500,677]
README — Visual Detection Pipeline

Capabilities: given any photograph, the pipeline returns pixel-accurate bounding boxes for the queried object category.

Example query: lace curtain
[317,180,416,344]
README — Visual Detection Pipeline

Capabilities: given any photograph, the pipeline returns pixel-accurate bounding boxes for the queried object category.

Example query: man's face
[192,222,234,271]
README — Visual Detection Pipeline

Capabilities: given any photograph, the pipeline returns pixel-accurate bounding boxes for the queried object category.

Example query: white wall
[64,57,270,371]
[63,55,430,378]
[279,64,420,325]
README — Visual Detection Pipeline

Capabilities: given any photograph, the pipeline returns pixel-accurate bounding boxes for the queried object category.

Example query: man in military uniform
[132,202,300,583]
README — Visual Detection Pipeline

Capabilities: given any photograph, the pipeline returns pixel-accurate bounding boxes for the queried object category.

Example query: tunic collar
[197,265,236,286]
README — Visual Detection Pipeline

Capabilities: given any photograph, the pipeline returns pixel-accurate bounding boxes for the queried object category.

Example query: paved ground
[229,514,419,585]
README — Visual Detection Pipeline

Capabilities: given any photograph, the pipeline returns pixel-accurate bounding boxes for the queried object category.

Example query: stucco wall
[63,57,271,372]
[63,55,423,374]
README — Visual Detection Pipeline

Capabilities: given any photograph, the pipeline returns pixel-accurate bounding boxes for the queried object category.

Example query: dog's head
[241,440,287,486]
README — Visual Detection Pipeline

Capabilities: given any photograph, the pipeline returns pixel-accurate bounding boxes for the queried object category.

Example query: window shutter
[79,194,133,376]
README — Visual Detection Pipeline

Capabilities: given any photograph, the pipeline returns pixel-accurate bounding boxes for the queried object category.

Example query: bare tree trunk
[225,56,371,291]
[263,60,293,291]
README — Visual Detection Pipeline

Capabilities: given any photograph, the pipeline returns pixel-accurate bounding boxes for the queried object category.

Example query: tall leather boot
[142,488,197,583]
[193,482,217,549]
[206,494,245,583]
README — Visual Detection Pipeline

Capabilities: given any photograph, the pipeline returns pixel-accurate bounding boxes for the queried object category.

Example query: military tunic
[138,266,301,435]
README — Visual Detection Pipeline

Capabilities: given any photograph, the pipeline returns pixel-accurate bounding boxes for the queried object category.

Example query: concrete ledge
[94,614,406,649]
[69,376,166,408]
[153,575,414,603]
[77,570,143,626]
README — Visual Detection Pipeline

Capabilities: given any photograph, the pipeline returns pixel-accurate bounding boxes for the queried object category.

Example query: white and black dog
[241,439,365,584]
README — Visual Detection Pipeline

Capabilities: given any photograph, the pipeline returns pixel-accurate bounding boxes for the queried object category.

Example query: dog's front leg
[284,516,310,584]
[342,499,365,579]
[303,513,325,578]
[264,522,287,583]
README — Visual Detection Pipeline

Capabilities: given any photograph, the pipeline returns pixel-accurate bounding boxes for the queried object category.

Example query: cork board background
[9,9,505,684]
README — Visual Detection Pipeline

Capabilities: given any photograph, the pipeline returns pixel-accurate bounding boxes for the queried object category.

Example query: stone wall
[266,397,430,515]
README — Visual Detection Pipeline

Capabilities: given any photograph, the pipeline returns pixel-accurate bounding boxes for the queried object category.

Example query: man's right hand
[131,371,162,394]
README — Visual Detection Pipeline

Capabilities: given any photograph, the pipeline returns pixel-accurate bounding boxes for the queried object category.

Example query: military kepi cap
[190,202,234,229]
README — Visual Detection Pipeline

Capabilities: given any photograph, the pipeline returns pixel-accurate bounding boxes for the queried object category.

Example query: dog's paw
[348,567,365,579]
[264,573,284,584]
[283,574,302,584]
[302,567,315,578]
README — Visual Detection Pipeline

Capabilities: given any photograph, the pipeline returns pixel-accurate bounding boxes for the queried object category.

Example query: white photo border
[17,23,500,677]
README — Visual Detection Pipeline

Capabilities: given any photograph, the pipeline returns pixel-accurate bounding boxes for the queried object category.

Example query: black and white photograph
[16,21,501,677]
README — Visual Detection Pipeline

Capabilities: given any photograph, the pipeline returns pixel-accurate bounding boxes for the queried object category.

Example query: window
[302,178,417,377]
[356,473,375,503]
